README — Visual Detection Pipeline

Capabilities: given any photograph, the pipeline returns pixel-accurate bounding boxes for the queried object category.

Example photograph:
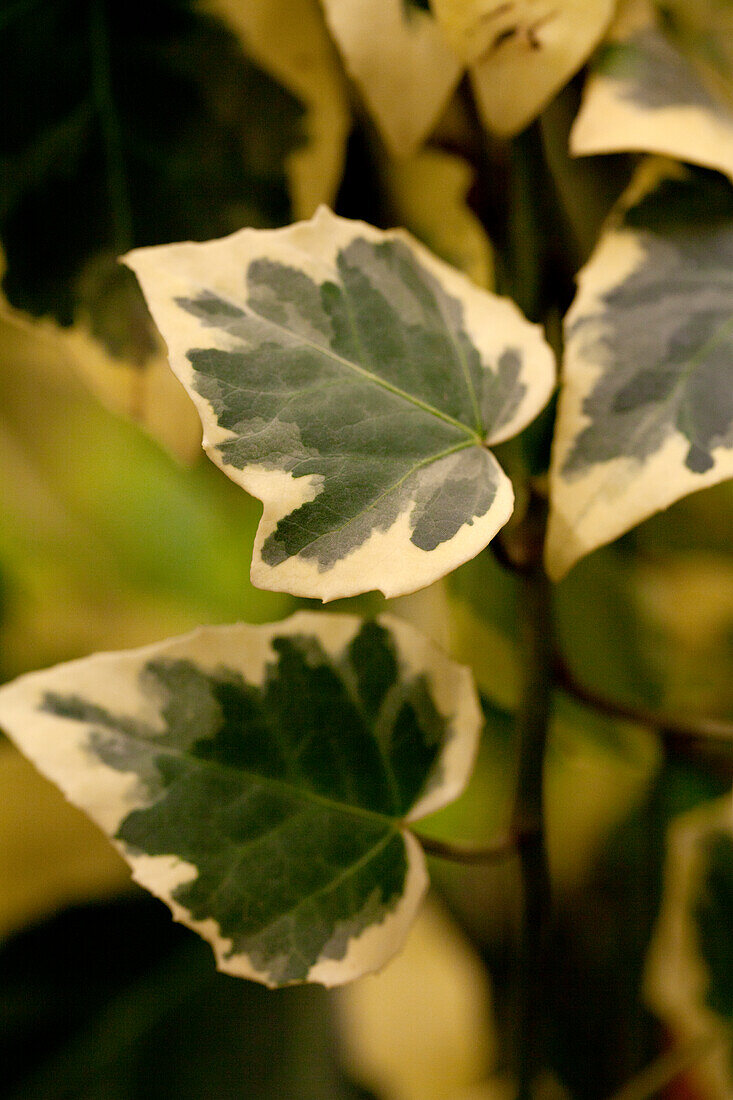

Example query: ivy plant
[1,1,732,1098]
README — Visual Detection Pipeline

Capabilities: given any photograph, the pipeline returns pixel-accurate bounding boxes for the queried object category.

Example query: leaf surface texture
[126,208,554,600]
[0,614,482,986]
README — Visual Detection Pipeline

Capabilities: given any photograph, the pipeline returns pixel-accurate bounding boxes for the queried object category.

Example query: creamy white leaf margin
[430,0,616,137]
[571,0,733,183]
[545,224,733,580]
[0,612,482,987]
[645,794,733,1100]
[320,0,461,156]
[125,206,555,602]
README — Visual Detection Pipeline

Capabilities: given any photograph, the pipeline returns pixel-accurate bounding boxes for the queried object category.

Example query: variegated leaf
[0,613,481,987]
[546,166,733,579]
[126,207,555,601]
[645,794,733,1099]
[320,0,462,156]
[429,0,616,137]
[571,2,733,183]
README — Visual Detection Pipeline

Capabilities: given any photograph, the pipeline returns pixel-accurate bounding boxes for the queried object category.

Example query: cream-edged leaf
[206,0,350,217]
[0,613,482,988]
[125,207,555,601]
[546,167,733,579]
[320,0,462,156]
[571,7,733,182]
[428,0,616,137]
[645,794,733,1099]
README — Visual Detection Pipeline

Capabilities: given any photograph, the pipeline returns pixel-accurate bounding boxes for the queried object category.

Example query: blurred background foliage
[1,0,732,1097]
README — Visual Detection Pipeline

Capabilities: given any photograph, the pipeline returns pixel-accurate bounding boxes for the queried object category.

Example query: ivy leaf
[1,0,305,336]
[430,0,615,137]
[546,166,733,579]
[320,0,462,156]
[125,207,555,601]
[0,613,482,987]
[645,795,733,1098]
[571,8,733,182]
[0,291,204,465]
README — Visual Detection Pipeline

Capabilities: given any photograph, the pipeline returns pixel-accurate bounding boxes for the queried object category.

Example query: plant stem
[503,500,554,1100]
[416,827,537,865]
[554,654,733,768]
[604,1030,728,1100]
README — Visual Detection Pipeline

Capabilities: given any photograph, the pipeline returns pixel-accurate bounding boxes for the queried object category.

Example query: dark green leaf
[1,0,305,351]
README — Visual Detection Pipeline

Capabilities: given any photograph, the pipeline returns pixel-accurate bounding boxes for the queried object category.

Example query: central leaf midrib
[241,829,399,943]
[187,282,485,443]
[284,439,476,556]
[102,723,404,830]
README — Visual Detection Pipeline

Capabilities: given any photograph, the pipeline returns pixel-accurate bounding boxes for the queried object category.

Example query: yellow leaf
[321,0,462,156]
[0,295,202,466]
[382,147,494,288]
[645,795,733,1100]
[336,898,495,1100]
[430,0,616,136]
[0,745,130,938]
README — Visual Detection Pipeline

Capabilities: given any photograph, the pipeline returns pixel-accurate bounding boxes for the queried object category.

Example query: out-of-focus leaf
[658,0,733,111]
[381,147,494,288]
[634,552,733,718]
[1,894,366,1100]
[546,697,662,891]
[1,0,305,343]
[321,0,462,156]
[126,208,555,601]
[550,759,728,1095]
[206,0,350,219]
[336,898,495,1100]
[546,165,733,578]
[0,614,482,987]
[0,311,290,681]
[645,794,733,1099]
[630,477,733,554]
[1,298,202,465]
[554,543,665,709]
[429,0,615,137]
[571,1,733,182]
[0,743,130,938]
